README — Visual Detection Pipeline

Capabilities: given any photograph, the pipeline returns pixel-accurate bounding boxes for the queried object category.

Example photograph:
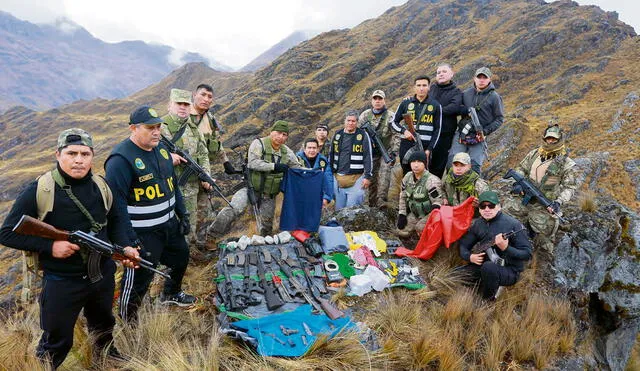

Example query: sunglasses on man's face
[479,203,496,210]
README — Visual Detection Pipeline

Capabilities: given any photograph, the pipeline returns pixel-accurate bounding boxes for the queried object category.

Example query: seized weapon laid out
[503,169,568,223]
[401,113,426,165]
[470,227,527,266]
[360,121,393,164]
[13,215,171,282]
[159,134,231,207]
[231,146,263,232]
[254,249,285,311]
[468,107,489,160]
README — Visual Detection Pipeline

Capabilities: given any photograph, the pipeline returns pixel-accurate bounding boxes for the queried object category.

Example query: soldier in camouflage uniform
[396,151,444,237]
[190,84,239,235]
[209,120,302,236]
[161,89,212,246]
[314,123,331,158]
[503,124,577,253]
[358,89,401,208]
[442,152,489,207]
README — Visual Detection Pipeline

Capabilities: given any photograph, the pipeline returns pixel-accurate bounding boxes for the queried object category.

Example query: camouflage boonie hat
[129,105,163,125]
[543,125,562,139]
[475,67,492,78]
[170,88,192,104]
[57,128,93,150]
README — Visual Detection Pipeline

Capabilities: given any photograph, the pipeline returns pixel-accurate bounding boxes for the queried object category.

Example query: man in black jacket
[391,75,442,175]
[458,191,531,300]
[0,128,139,368]
[429,64,462,178]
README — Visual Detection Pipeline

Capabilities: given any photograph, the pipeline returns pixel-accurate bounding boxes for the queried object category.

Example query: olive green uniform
[209,136,302,236]
[161,113,210,243]
[503,148,577,252]
[358,108,401,207]
[397,171,443,237]
[442,169,490,206]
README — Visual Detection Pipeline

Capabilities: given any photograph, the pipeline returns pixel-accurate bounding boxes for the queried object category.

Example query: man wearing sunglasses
[458,191,532,300]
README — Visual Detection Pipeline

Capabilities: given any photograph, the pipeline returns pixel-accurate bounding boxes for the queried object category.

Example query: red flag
[395,197,475,260]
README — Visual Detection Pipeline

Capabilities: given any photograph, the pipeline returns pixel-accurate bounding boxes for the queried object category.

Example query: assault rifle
[401,113,425,165]
[503,169,568,223]
[254,250,284,310]
[159,134,231,207]
[360,121,393,165]
[470,227,526,266]
[207,108,226,135]
[468,107,489,160]
[13,215,171,282]
[231,146,263,232]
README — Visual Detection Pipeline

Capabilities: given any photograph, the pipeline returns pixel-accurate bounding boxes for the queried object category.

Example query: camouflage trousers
[366,155,398,207]
[208,187,276,237]
[502,195,559,253]
[181,180,200,244]
[396,213,428,238]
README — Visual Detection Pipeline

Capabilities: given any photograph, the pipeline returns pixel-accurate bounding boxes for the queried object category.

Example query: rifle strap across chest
[50,169,107,233]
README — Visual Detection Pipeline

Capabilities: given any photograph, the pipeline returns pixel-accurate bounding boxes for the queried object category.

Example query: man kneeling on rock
[396,151,443,237]
[458,191,532,300]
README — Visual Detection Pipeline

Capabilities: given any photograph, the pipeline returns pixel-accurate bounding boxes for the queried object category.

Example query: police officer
[0,128,139,368]
[330,110,374,210]
[105,106,196,322]
[396,151,443,237]
[297,138,334,208]
[161,88,212,248]
[458,191,532,300]
[209,120,302,236]
[358,89,400,207]
[503,124,577,253]
[391,75,443,175]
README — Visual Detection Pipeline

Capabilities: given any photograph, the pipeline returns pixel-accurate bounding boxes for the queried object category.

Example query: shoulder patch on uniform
[320,160,326,168]
[335,133,341,140]
[160,148,169,160]
[408,103,415,110]
[356,133,362,141]
[427,105,433,112]
[139,173,154,182]
[134,158,145,169]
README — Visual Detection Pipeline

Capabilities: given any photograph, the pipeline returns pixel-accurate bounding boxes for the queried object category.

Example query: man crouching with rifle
[458,191,531,300]
[0,128,140,368]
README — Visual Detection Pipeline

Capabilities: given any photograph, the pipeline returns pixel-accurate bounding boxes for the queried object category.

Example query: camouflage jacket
[514,148,577,205]
[161,113,211,181]
[442,173,490,206]
[399,171,443,218]
[358,108,400,152]
[191,111,229,166]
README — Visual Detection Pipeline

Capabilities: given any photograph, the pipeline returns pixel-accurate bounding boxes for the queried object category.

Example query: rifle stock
[468,107,489,159]
[13,215,69,241]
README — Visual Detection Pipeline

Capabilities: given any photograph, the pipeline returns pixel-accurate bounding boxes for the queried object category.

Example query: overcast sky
[1,0,637,69]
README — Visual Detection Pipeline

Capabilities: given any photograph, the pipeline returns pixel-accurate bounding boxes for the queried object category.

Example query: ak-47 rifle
[503,169,568,223]
[360,121,393,165]
[13,215,171,282]
[401,113,425,165]
[254,249,284,311]
[470,227,526,266]
[231,146,263,232]
[468,107,489,160]
[159,134,231,207]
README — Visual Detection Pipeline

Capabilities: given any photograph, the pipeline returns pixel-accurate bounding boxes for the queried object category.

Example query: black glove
[179,214,191,235]
[397,214,408,230]
[511,183,524,195]
[549,201,560,214]
[273,163,289,173]
[223,161,238,175]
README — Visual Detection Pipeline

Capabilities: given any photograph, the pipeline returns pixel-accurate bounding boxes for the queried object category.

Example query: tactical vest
[332,128,366,173]
[406,173,433,218]
[250,137,285,196]
[366,110,391,149]
[406,99,437,143]
[108,140,177,229]
[193,111,221,154]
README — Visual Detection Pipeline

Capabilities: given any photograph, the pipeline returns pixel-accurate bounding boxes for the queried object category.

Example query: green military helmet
[543,124,562,140]
[57,128,93,150]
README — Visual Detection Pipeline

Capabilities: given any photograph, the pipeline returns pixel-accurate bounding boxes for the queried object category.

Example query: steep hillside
[240,30,319,72]
[0,11,232,112]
